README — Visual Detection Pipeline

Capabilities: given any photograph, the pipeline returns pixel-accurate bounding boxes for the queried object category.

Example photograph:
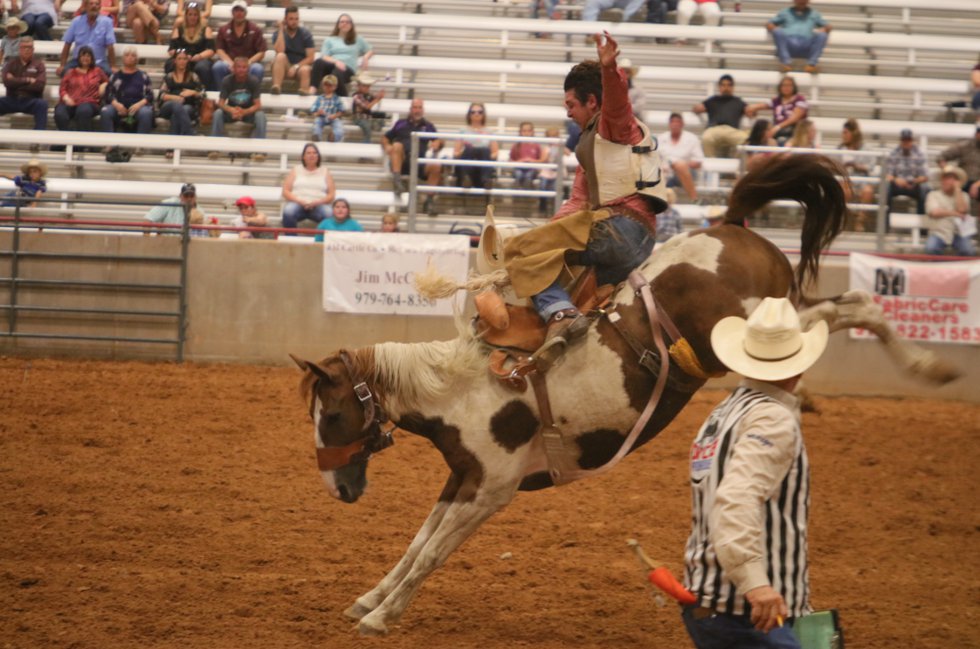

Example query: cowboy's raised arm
[595,32,641,146]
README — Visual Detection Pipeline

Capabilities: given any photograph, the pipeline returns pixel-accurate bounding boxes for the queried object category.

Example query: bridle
[311,350,395,472]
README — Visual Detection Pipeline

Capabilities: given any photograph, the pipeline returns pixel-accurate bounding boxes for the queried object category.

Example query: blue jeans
[211,110,267,138]
[530,0,558,19]
[0,96,48,129]
[281,202,332,229]
[313,116,345,142]
[211,61,264,89]
[771,29,829,65]
[101,104,154,133]
[531,215,655,320]
[513,168,539,188]
[924,233,976,257]
[21,12,54,40]
[645,0,678,23]
[159,100,195,136]
[54,102,98,131]
[681,606,802,649]
[582,0,646,21]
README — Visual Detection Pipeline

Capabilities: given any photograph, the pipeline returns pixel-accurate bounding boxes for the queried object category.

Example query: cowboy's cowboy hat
[711,297,828,381]
[353,72,377,85]
[3,16,29,33]
[21,159,47,176]
[940,164,967,184]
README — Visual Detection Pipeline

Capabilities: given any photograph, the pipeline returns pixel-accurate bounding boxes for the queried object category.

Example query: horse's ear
[289,353,309,371]
[289,354,335,384]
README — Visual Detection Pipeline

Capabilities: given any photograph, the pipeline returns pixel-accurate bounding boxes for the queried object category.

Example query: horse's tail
[415,263,511,300]
[725,153,849,290]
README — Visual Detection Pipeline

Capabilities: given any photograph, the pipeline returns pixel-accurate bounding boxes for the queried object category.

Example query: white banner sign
[848,253,980,345]
[322,232,469,316]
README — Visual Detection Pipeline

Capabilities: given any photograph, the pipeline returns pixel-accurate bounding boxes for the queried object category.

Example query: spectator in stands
[619,58,644,118]
[938,124,980,202]
[656,188,683,243]
[538,125,561,213]
[351,72,385,144]
[510,121,546,190]
[1,158,46,208]
[166,1,215,91]
[744,118,776,172]
[281,142,336,229]
[581,0,645,23]
[787,118,816,149]
[232,195,267,239]
[746,76,807,146]
[173,0,211,29]
[659,112,704,203]
[309,13,372,98]
[676,0,720,28]
[270,6,313,96]
[380,213,400,233]
[210,56,267,160]
[57,0,116,76]
[693,74,749,158]
[9,0,58,41]
[101,46,153,140]
[144,183,206,234]
[884,128,929,219]
[124,0,166,45]
[837,118,875,223]
[766,0,831,74]
[0,37,46,132]
[455,102,498,197]
[158,49,204,144]
[55,45,107,135]
[924,165,975,257]
[314,198,364,240]
[0,16,28,68]
[382,97,442,214]
[645,0,678,42]
[213,0,267,88]
[530,0,558,39]
[310,74,344,142]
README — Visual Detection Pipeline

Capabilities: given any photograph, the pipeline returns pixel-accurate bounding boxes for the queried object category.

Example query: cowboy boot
[532,308,590,370]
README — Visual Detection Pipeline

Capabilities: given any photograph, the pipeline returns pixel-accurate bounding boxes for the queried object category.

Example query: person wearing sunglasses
[453,103,498,202]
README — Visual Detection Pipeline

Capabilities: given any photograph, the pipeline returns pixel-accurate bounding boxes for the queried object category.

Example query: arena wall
[2,231,976,402]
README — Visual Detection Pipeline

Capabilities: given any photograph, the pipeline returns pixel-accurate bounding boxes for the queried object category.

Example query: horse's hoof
[358,613,389,636]
[344,602,372,621]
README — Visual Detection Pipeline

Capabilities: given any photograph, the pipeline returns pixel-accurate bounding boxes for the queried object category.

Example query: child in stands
[1,159,47,208]
[351,72,385,144]
[311,74,344,143]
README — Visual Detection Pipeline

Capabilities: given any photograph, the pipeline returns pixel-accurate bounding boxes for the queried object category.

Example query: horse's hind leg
[344,477,457,620]
[798,290,960,384]
[357,479,519,636]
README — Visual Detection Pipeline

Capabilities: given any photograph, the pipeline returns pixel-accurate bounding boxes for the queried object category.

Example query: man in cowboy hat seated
[924,165,976,257]
[502,32,667,369]
[681,297,829,649]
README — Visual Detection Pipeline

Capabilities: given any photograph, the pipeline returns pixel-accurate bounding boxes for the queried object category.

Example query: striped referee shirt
[684,378,811,618]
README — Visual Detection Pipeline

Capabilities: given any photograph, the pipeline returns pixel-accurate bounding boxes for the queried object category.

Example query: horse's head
[290,351,394,504]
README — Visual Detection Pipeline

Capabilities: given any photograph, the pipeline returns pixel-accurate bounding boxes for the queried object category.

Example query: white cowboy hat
[940,164,967,184]
[353,72,377,85]
[711,297,828,381]
[619,57,639,77]
[21,159,47,176]
[3,16,29,33]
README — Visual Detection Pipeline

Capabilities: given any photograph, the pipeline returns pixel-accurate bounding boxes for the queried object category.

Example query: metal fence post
[176,203,191,362]
[7,199,22,337]
[876,152,888,253]
[408,132,420,233]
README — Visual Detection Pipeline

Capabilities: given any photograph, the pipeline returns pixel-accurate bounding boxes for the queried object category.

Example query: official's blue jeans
[771,29,828,65]
[21,12,54,40]
[211,61,264,89]
[681,606,802,649]
[581,0,646,22]
[924,233,976,257]
[313,116,345,142]
[101,104,154,133]
[531,215,655,320]
[281,202,332,229]
[0,96,48,129]
[212,110,267,139]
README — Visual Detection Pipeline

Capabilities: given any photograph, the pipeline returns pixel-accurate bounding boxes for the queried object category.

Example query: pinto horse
[292,155,957,636]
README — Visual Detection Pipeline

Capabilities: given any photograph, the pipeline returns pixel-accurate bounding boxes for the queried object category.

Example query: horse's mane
[370,318,485,414]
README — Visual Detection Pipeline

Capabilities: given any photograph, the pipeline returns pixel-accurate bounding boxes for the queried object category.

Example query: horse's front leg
[345,476,458,620]
[799,290,960,384]
[357,477,520,636]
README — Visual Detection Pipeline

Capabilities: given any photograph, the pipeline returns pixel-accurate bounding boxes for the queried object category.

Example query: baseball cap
[180,183,196,195]
[235,196,256,207]
[230,0,248,10]
[899,128,913,140]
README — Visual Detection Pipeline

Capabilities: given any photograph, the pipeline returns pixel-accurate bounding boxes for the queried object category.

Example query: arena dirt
[0,357,976,649]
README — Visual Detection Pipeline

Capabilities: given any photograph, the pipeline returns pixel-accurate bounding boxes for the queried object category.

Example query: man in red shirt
[503,32,667,367]
[213,0,267,88]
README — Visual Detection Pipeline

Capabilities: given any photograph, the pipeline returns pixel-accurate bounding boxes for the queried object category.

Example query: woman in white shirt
[281,142,336,229]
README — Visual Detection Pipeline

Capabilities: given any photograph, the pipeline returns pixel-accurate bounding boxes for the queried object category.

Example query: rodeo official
[502,32,667,368]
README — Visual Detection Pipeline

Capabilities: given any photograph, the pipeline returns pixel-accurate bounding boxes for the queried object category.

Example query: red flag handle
[648,567,697,605]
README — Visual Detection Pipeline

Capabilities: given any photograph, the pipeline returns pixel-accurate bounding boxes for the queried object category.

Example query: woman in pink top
[54,45,108,133]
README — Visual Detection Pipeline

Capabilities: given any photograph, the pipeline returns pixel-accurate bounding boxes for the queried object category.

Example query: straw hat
[710,297,829,381]
[940,164,967,184]
[619,57,639,78]
[21,159,47,176]
[3,16,28,34]
[353,72,376,86]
